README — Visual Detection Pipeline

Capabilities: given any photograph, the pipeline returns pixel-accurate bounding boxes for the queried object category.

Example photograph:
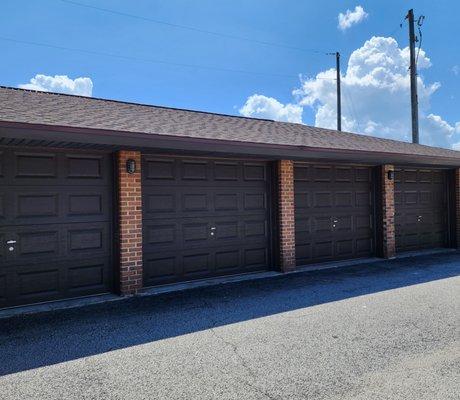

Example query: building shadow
[0,252,459,376]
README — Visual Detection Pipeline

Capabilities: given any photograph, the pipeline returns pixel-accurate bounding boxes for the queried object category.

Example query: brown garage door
[395,167,449,252]
[142,155,272,286]
[0,147,113,308]
[295,163,375,265]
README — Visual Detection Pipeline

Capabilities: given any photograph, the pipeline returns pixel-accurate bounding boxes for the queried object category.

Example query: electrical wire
[58,0,330,55]
[0,35,336,80]
[343,85,362,133]
[415,26,423,66]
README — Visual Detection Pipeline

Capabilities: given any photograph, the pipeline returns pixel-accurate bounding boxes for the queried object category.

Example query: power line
[343,85,362,133]
[415,15,425,66]
[58,0,330,55]
[0,35,336,80]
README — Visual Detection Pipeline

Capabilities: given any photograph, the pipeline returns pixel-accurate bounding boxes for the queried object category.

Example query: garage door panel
[144,216,267,254]
[335,191,353,207]
[336,215,353,232]
[144,191,176,214]
[244,192,267,211]
[213,162,239,181]
[214,221,239,240]
[313,216,334,234]
[144,256,177,284]
[144,245,268,286]
[336,239,354,257]
[0,192,4,219]
[0,150,4,178]
[67,262,106,292]
[182,193,208,212]
[295,163,375,265]
[7,257,111,303]
[356,191,371,207]
[16,268,60,299]
[17,192,59,218]
[65,154,105,180]
[313,165,333,182]
[355,167,371,182]
[314,192,332,208]
[143,187,267,219]
[295,192,310,209]
[295,216,310,235]
[335,167,352,182]
[144,158,176,180]
[313,241,334,259]
[215,193,238,211]
[68,223,109,255]
[14,151,58,178]
[244,247,268,268]
[17,229,60,258]
[356,237,374,255]
[6,151,111,186]
[294,165,310,181]
[355,214,373,231]
[0,147,113,308]
[243,219,267,240]
[183,253,211,275]
[181,160,208,180]
[395,167,448,252]
[142,156,271,286]
[142,157,268,187]
[0,274,6,305]
[296,243,311,265]
[418,170,432,183]
[2,222,110,266]
[215,250,240,272]
[404,191,418,205]
[243,163,267,181]
[5,187,111,225]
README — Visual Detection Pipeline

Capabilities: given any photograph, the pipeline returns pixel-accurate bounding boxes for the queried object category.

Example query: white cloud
[239,94,303,123]
[293,36,460,149]
[338,6,368,31]
[452,65,459,76]
[19,74,93,96]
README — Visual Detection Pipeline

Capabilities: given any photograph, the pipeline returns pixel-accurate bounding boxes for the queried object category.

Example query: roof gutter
[0,121,459,167]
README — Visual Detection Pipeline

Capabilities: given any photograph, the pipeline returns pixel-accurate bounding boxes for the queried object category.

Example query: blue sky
[1,0,459,148]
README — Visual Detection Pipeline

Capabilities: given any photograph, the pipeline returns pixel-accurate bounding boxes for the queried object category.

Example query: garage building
[1,87,459,309]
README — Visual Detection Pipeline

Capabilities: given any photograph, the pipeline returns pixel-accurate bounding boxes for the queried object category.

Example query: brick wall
[117,151,143,295]
[278,160,296,271]
[380,165,396,258]
[454,168,460,248]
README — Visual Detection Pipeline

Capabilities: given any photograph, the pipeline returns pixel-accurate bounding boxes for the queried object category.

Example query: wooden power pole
[336,52,342,131]
[406,9,419,144]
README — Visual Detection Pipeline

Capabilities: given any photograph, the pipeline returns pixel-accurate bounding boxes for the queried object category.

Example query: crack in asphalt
[200,297,280,400]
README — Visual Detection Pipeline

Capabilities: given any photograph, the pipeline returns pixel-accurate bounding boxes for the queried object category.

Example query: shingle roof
[0,86,459,160]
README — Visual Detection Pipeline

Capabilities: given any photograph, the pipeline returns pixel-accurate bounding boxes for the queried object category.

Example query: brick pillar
[278,160,296,271]
[381,165,396,258]
[454,168,460,248]
[117,151,143,295]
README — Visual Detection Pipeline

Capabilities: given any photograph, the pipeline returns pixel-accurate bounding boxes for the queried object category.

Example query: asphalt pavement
[0,252,459,399]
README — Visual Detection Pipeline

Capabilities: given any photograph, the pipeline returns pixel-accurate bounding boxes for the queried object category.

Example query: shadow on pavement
[0,252,459,376]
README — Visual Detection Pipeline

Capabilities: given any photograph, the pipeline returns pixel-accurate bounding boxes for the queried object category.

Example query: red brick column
[117,151,143,295]
[278,160,296,271]
[381,165,396,258]
[454,168,460,248]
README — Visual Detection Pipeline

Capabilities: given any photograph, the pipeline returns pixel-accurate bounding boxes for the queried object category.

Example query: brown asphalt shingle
[0,86,459,159]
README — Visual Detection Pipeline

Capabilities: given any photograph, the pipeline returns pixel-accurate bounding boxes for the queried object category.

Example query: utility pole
[336,52,342,131]
[327,51,342,131]
[406,9,419,144]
